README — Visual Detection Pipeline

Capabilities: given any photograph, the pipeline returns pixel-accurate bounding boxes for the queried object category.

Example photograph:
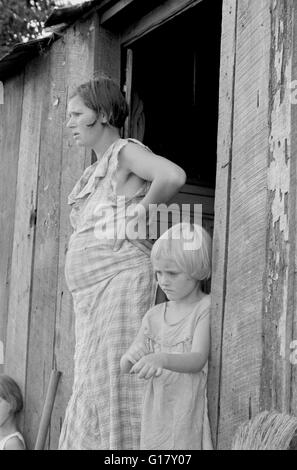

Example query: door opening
[121,0,222,289]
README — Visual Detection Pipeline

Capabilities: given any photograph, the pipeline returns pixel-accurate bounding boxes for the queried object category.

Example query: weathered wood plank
[121,0,203,46]
[290,0,297,419]
[217,0,271,449]
[260,0,295,415]
[23,39,66,450]
[124,48,133,138]
[50,17,100,450]
[4,56,49,413]
[0,74,24,373]
[94,19,121,82]
[100,0,136,25]
[208,0,238,449]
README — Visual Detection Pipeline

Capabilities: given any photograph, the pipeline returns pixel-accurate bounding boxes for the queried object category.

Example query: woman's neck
[93,128,121,160]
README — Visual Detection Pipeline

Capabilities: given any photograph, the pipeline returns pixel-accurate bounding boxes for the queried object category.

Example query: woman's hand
[130,353,166,379]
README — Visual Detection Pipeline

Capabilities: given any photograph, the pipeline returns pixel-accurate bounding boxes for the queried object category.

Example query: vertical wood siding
[1,0,297,450]
[0,75,24,373]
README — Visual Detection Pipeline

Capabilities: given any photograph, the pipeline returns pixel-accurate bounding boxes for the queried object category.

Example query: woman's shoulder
[117,138,152,160]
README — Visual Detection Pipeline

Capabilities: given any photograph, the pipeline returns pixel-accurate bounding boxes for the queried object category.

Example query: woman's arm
[119,143,187,208]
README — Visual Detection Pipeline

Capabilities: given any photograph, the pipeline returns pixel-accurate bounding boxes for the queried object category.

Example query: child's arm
[131,311,210,378]
[120,340,148,374]
[120,315,151,373]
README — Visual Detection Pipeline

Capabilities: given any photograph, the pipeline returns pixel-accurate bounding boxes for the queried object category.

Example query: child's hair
[0,374,23,415]
[70,75,129,129]
[151,223,212,280]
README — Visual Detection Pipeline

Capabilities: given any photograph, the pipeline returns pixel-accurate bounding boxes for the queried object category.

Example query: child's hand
[125,342,148,364]
[130,353,165,379]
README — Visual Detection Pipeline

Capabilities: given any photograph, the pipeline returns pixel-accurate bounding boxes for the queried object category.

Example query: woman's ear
[99,112,108,124]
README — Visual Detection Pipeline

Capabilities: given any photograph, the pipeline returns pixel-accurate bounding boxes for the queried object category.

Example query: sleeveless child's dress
[59,139,157,450]
[0,432,25,450]
[140,295,213,450]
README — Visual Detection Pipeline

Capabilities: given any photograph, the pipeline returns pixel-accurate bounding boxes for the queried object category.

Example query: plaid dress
[58,139,157,450]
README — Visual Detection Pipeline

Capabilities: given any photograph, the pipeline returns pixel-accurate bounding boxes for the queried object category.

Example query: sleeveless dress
[59,139,157,450]
[0,432,25,450]
[140,296,213,450]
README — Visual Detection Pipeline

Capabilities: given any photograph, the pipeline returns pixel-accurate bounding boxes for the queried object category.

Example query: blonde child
[121,222,213,450]
[0,375,25,450]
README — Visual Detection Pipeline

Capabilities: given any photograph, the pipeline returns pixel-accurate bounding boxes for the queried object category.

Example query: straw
[232,410,297,450]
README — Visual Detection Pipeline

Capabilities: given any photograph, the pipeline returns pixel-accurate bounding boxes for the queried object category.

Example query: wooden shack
[0,0,296,450]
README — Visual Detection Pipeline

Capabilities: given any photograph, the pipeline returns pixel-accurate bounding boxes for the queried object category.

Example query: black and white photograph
[0,0,297,453]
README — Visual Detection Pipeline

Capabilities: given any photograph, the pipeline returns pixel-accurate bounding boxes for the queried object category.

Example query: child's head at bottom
[151,223,212,301]
[0,374,23,428]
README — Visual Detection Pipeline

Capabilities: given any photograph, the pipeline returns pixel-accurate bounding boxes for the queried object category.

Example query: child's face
[0,396,12,426]
[154,258,198,301]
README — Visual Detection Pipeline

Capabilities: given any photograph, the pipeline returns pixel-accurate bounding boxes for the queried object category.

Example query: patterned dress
[140,296,213,450]
[59,139,157,450]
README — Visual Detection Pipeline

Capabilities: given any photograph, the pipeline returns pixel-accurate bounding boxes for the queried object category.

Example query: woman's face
[66,95,105,148]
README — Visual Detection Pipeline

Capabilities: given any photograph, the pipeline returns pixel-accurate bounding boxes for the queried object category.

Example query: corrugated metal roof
[0,0,106,81]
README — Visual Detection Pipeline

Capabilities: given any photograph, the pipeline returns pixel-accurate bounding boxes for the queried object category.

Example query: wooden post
[214,0,272,449]
[0,74,24,373]
[208,0,238,448]
[34,370,62,450]
[124,48,133,138]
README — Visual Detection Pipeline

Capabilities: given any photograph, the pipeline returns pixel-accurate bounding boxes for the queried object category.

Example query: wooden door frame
[119,0,204,46]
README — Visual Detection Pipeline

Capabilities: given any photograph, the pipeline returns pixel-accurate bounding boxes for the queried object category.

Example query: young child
[121,222,213,450]
[0,375,25,450]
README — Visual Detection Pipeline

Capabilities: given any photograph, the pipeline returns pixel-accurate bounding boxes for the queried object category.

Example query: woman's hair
[0,374,23,414]
[70,76,129,129]
[151,223,212,280]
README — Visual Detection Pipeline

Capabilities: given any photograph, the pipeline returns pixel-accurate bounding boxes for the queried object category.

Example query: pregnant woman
[58,76,186,450]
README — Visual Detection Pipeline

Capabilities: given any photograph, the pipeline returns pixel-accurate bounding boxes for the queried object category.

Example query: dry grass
[232,411,297,450]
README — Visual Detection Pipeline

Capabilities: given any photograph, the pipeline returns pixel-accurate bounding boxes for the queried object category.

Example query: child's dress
[140,295,213,450]
[0,432,25,450]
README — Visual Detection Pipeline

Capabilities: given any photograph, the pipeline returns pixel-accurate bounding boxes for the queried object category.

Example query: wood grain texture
[260,0,296,416]
[208,0,238,448]
[100,0,136,24]
[49,17,99,450]
[290,0,297,419]
[0,74,24,373]
[94,17,121,82]
[23,39,66,450]
[4,56,49,415]
[121,0,203,46]
[217,0,271,449]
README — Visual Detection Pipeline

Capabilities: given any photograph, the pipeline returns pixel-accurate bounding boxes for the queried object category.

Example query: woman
[58,76,186,450]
